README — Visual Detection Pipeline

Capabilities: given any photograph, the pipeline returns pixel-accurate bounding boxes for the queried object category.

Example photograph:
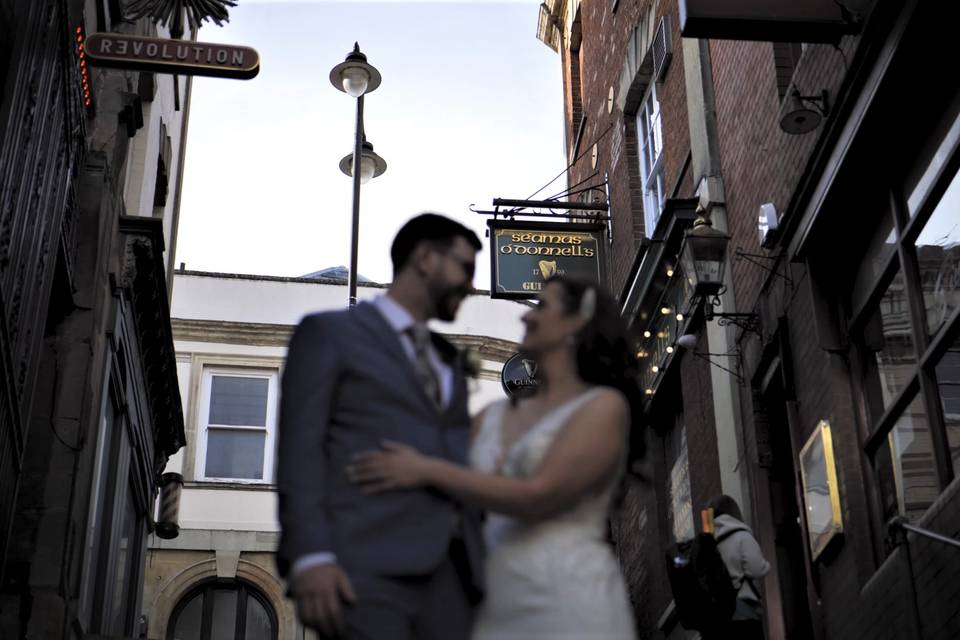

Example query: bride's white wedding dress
[468,388,637,639]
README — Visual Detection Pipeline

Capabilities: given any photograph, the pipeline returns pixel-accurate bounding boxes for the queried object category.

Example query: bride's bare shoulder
[581,386,629,415]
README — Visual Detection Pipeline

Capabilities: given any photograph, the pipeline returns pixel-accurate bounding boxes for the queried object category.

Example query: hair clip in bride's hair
[579,287,597,319]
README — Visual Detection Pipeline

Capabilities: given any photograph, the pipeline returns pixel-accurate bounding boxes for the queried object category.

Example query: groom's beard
[432,284,469,322]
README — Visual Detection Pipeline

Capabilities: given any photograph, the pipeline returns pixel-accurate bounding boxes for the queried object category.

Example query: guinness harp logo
[538,260,558,279]
[501,353,540,398]
[522,359,538,378]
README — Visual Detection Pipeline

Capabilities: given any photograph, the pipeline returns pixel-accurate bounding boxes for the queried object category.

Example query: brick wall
[709,3,960,638]
[568,0,692,294]
[566,5,701,634]
[553,4,960,639]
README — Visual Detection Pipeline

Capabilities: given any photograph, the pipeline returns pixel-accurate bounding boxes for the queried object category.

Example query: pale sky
[174,0,566,287]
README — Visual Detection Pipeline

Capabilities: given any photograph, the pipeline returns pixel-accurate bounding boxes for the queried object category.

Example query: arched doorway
[167,580,278,640]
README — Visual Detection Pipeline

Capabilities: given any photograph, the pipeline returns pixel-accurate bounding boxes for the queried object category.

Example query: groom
[276,213,485,639]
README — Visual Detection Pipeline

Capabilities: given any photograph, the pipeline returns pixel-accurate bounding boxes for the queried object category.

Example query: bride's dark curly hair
[545,275,646,474]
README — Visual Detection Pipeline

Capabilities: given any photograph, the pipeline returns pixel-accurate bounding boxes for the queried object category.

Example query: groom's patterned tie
[408,324,443,410]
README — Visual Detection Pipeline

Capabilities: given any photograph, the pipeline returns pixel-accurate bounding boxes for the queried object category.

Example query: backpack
[664,531,737,631]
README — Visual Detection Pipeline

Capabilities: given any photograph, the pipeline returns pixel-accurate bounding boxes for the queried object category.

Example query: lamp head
[679,214,730,298]
[340,139,388,183]
[676,334,698,350]
[779,89,828,135]
[330,42,382,96]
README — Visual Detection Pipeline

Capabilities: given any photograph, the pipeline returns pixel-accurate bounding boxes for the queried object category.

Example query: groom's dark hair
[391,213,481,275]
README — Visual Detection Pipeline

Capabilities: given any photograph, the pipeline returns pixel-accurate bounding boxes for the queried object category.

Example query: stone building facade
[0,1,190,637]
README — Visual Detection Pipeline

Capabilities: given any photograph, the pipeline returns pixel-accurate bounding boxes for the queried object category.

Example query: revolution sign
[488,220,607,299]
[85,33,260,80]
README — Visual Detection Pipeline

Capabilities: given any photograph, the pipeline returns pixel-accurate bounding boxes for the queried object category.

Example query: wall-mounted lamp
[678,213,762,337]
[676,333,698,350]
[679,210,729,298]
[780,89,829,135]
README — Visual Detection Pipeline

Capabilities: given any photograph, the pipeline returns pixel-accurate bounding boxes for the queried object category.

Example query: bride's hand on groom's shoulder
[347,440,430,492]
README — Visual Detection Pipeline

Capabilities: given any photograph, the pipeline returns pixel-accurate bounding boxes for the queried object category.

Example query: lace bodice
[467,387,635,639]
[468,388,619,551]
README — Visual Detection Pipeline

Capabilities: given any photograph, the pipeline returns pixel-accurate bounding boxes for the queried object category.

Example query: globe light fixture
[329,42,381,97]
[339,139,387,185]
[341,66,369,97]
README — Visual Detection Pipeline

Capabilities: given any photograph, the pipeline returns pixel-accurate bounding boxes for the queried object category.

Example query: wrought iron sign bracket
[734,247,793,286]
[470,197,610,222]
[691,350,744,384]
[703,296,762,338]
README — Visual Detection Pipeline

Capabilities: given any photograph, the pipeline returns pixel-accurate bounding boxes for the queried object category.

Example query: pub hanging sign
[488,220,606,299]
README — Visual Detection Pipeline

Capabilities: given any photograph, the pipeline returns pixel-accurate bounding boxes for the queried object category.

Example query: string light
[76,25,92,108]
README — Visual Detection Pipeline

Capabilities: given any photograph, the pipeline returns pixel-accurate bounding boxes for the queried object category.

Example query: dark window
[168,582,278,640]
[852,109,960,525]
[664,415,694,543]
[199,370,277,482]
[154,122,171,209]
[84,388,146,635]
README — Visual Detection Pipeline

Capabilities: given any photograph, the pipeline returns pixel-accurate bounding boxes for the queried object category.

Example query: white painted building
[142,270,528,640]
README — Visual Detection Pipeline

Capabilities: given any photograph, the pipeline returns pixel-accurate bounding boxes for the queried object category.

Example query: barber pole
[155,472,183,539]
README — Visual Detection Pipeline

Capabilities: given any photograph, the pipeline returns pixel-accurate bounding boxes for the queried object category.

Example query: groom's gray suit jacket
[276,301,484,592]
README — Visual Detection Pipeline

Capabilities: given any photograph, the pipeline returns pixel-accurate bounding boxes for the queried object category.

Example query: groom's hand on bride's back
[290,563,356,637]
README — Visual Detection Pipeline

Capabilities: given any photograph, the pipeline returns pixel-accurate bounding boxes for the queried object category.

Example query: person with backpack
[706,495,771,640]
[665,495,770,638]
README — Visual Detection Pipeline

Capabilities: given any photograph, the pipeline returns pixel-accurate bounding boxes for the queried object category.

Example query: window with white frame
[636,83,666,235]
[197,369,278,482]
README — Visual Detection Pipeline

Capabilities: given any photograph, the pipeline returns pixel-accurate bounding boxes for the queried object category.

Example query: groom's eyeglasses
[438,249,476,281]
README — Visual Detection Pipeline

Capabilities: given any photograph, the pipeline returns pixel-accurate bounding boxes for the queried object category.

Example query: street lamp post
[330,43,387,306]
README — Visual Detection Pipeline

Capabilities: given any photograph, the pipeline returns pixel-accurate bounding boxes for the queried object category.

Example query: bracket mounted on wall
[734,248,794,287]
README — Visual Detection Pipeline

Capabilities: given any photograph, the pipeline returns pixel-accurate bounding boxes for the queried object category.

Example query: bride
[347,276,644,639]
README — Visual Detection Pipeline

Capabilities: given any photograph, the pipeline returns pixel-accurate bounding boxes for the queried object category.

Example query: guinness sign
[501,353,540,399]
[85,33,260,80]
[489,220,606,299]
